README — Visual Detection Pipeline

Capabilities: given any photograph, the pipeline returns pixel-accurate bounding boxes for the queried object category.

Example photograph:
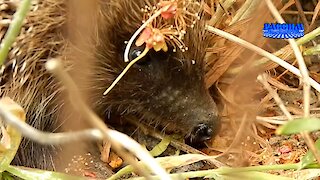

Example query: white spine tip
[45,59,58,72]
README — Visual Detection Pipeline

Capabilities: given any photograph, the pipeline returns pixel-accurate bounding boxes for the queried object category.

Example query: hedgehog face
[92,0,220,147]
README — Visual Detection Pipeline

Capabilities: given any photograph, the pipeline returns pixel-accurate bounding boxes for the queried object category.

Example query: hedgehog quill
[0,0,220,170]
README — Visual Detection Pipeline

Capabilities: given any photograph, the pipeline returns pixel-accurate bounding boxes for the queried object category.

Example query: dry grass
[205,0,320,174]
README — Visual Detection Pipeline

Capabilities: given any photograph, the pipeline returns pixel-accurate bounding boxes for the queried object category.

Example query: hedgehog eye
[129,47,150,66]
[130,49,142,60]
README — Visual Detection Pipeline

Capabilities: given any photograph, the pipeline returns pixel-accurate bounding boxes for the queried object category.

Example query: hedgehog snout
[185,122,215,148]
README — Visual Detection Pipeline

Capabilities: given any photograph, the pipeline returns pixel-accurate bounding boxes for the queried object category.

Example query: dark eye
[130,49,142,59]
[129,47,150,66]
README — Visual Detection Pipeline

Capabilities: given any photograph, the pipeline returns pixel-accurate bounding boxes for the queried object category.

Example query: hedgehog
[0,0,220,170]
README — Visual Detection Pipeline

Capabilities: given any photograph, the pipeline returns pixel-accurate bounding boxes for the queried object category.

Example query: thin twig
[256,118,287,125]
[205,25,320,93]
[229,0,260,25]
[283,10,315,15]
[227,26,320,75]
[217,113,249,158]
[264,0,310,120]
[0,106,103,144]
[208,0,236,25]
[279,0,295,14]
[130,162,301,180]
[304,44,320,56]
[296,26,320,44]
[257,114,320,121]
[308,0,320,32]
[257,74,293,120]
[293,0,309,30]
[46,59,170,180]
[104,48,149,95]
[265,0,320,165]
[123,10,162,63]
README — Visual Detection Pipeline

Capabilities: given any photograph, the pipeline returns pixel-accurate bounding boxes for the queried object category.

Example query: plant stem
[265,0,320,165]
[104,48,149,95]
[209,0,236,25]
[304,45,320,55]
[216,163,300,174]
[129,163,301,180]
[0,105,104,144]
[123,9,162,63]
[0,0,32,66]
[205,25,320,93]
[297,26,320,45]
[227,26,320,74]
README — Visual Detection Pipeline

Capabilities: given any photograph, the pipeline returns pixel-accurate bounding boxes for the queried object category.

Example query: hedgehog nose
[194,123,213,141]
[185,123,214,147]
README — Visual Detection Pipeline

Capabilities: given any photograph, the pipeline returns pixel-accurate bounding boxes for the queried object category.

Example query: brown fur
[1,0,219,170]
[1,0,65,169]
